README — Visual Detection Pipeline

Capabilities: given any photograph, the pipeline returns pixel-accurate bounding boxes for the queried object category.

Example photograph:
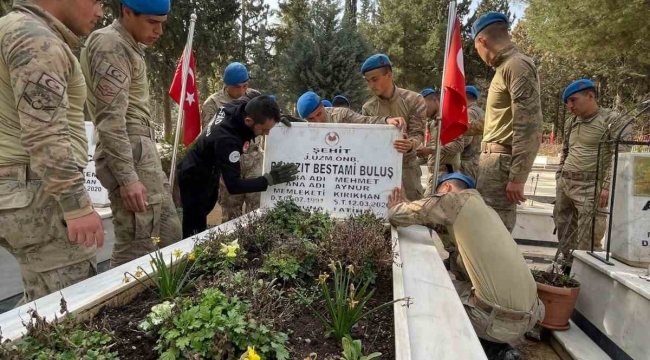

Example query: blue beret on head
[361,54,392,74]
[471,12,509,39]
[437,173,476,189]
[297,91,322,119]
[563,79,595,103]
[119,0,170,15]
[223,62,249,86]
[333,95,350,105]
[269,95,276,101]
[420,88,436,98]
[322,100,333,108]
[465,86,480,99]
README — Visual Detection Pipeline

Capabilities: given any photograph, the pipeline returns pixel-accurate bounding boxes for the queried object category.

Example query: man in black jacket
[178,95,299,237]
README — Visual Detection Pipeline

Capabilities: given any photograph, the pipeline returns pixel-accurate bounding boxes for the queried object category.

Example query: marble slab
[552,320,611,360]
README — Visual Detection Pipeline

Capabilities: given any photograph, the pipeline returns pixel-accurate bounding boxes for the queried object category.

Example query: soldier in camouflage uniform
[387,175,543,357]
[460,86,486,181]
[415,89,465,197]
[201,62,262,223]
[296,91,405,128]
[555,79,630,261]
[0,0,105,303]
[361,54,427,201]
[81,0,182,267]
[472,13,543,232]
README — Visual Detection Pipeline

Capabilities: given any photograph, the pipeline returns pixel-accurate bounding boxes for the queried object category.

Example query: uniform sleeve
[464,106,485,136]
[388,193,465,228]
[85,37,138,188]
[340,108,387,124]
[557,117,572,174]
[426,122,465,156]
[216,138,269,194]
[406,95,427,153]
[504,59,543,183]
[200,97,218,129]
[7,30,92,219]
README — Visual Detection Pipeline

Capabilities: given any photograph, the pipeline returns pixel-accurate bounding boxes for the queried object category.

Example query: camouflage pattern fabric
[424,116,464,197]
[477,152,517,232]
[325,107,387,124]
[460,102,485,181]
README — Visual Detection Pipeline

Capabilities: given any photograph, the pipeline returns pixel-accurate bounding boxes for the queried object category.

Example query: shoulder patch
[229,151,241,163]
[95,77,122,104]
[18,78,64,122]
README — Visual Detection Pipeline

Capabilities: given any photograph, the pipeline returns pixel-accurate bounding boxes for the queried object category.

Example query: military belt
[126,124,156,141]
[0,164,41,180]
[561,171,597,182]
[480,142,512,154]
[469,291,532,321]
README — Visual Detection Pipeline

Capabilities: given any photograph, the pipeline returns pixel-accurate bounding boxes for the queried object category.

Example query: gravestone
[84,122,110,207]
[261,123,403,218]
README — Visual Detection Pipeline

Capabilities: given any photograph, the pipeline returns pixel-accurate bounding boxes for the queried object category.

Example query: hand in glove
[264,162,300,186]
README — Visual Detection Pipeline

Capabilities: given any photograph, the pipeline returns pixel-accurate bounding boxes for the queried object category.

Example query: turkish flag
[440,17,468,145]
[169,51,200,146]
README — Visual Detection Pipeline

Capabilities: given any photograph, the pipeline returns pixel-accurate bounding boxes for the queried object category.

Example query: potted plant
[532,266,580,331]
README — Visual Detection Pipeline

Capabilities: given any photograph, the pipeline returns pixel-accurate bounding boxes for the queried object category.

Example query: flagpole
[432,1,456,186]
[169,14,198,187]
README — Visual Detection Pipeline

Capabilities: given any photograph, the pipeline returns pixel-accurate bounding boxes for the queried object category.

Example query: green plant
[260,239,318,283]
[0,299,118,360]
[157,288,288,360]
[124,240,200,299]
[341,335,381,360]
[138,301,176,332]
[264,200,335,242]
[261,252,303,282]
[296,261,410,340]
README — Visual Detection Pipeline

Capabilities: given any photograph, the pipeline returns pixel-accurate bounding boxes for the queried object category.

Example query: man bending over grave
[177,95,299,238]
[387,173,544,360]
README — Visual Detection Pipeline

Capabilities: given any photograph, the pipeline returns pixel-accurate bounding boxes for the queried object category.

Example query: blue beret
[361,54,392,74]
[119,0,170,15]
[465,86,480,99]
[563,79,595,103]
[322,100,333,108]
[471,12,509,39]
[269,95,276,101]
[297,91,321,119]
[333,95,350,106]
[420,88,437,98]
[437,173,476,189]
[223,62,249,86]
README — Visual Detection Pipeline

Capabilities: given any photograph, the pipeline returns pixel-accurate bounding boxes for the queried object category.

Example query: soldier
[297,91,405,129]
[416,88,465,196]
[460,86,486,180]
[177,96,299,237]
[201,63,262,223]
[81,0,182,267]
[388,175,544,359]
[361,54,427,201]
[322,99,333,108]
[0,0,105,303]
[472,12,543,232]
[332,95,350,108]
[555,79,630,263]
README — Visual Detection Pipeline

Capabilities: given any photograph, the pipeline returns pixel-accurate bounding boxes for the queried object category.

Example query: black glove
[264,162,299,186]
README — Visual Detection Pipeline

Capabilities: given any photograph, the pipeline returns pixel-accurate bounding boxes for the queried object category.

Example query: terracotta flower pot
[536,282,580,331]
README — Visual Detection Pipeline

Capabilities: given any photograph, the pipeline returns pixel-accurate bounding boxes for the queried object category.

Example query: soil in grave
[288,272,395,359]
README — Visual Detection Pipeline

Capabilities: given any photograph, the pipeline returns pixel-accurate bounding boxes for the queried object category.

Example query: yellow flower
[349,298,359,309]
[173,249,183,259]
[349,283,356,299]
[346,264,355,274]
[135,269,144,278]
[220,239,240,258]
[151,237,161,246]
[122,275,130,283]
[247,347,261,360]
[149,259,155,267]
[188,252,196,261]
[328,260,336,272]
[318,273,330,285]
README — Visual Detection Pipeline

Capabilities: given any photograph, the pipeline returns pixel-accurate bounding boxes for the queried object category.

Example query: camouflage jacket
[326,107,387,124]
[461,102,485,162]
[81,20,153,188]
[483,45,543,183]
[0,3,92,219]
[362,85,427,164]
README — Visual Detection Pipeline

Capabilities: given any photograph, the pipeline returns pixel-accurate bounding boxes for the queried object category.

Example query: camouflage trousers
[476,152,516,233]
[554,177,606,259]
[219,147,263,223]
[0,167,97,304]
[461,157,479,182]
[454,280,545,345]
[96,135,182,267]
[403,160,424,201]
